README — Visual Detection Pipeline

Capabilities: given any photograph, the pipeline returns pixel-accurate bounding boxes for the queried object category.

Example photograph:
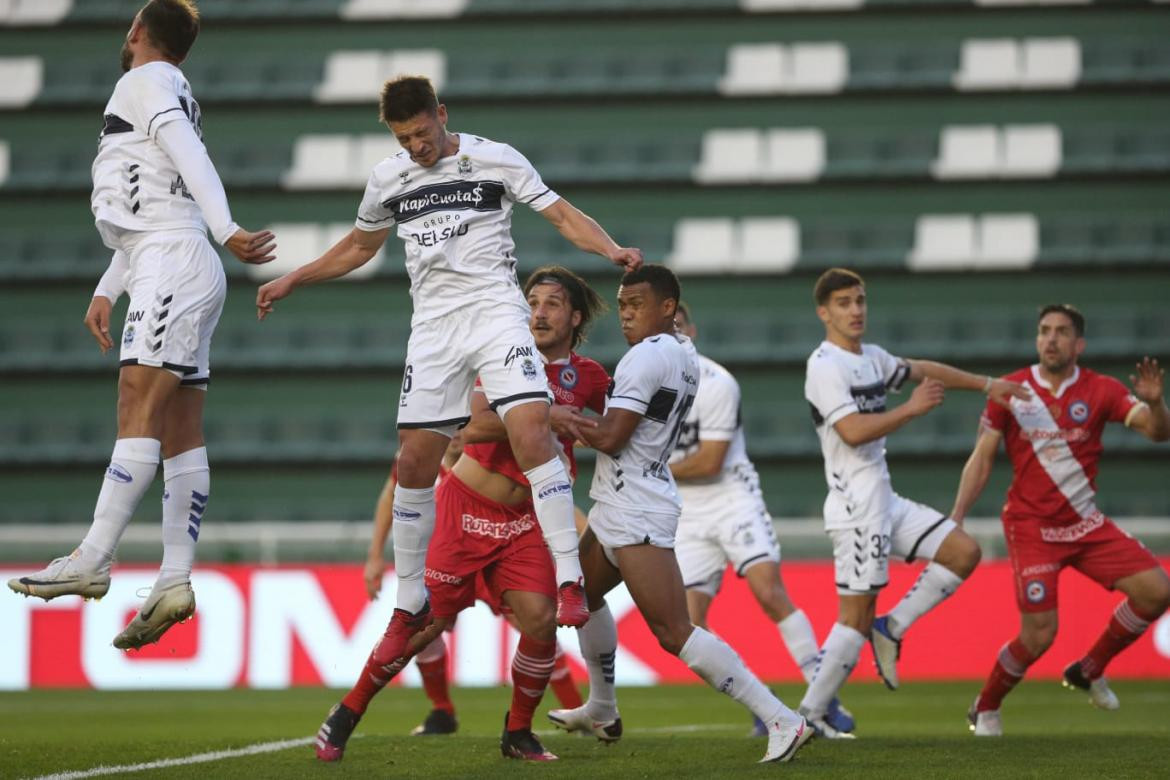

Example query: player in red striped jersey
[315,266,608,762]
[955,304,1170,735]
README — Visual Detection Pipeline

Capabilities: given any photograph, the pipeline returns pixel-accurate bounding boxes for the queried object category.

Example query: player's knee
[648,619,692,657]
[1021,621,1057,656]
[1134,571,1170,615]
[517,604,558,642]
[936,530,981,579]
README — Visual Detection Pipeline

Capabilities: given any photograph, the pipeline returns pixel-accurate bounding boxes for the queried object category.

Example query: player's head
[674,301,697,340]
[814,267,866,343]
[1036,304,1086,373]
[524,265,607,354]
[380,76,450,168]
[124,1,200,72]
[617,264,681,345]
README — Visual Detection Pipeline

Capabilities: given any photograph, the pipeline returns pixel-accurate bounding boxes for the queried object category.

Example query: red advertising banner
[3,559,1167,690]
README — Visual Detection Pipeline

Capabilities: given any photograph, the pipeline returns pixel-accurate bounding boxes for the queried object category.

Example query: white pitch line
[24,736,319,780]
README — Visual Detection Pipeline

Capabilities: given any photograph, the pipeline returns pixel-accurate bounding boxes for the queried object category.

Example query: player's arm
[576,408,643,456]
[84,251,130,354]
[153,120,275,264]
[538,198,642,272]
[462,392,596,445]
[1126,357,1170,442]
[951,425,1003,525]
[670,439,730,481]
[255,227,389,320]
[833,379,946,446]
[906,359,1030,407]
[364,469,396,600]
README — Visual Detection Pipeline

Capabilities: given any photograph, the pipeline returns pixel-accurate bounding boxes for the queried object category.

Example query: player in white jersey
[798,268,1027,736]
[669,303,854,736]
[7,0,275,650]
[254,76,642,665]
[546,266,812,765]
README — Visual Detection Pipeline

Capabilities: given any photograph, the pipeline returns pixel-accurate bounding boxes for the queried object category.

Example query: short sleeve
[805,356,859,428]
[1101,375,1143,425]
[695,372,739,441]
[980,395,1011,433]
[498,144,560,212]
[868,344,911,392]
[607,343,664,415]
[355,168,395,231]
[119,68,188,140]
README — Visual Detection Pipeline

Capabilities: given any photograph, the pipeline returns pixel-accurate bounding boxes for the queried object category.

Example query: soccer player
[7,0,275,650]
[316,266,610,762]
[799,268,1027,737]
[256,76,641,662]
[956,305,1170,736]
[547,265,813,765]
[670,302,854,736]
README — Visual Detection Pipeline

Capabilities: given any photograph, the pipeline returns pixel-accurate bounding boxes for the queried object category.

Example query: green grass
[2,682,1169,779]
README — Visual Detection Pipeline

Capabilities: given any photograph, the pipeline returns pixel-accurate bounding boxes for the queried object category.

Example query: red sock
[548,643,583,709]
[976,639,1034,711]
[417,650,454,714]
[507,635,556,732]
[1080,599,1158,679]
[342,619,418,715]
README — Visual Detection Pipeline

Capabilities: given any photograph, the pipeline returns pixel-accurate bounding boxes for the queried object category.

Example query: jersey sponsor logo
[505,345,534,367]
[1021,427,1090,443]
[392,508,422,522]
[460,512,536,541]
[127,310,144,323]
[1025,579,1046,603]
[424,567,463,586]
[850,382,887,414]
[1020,562,1060,577]
[1039,511,1105,543]
[537,482,571,500]
[558,365,578,390]
[105,463,133,483]
[1069,400,1090,423]
[383,180,506,223]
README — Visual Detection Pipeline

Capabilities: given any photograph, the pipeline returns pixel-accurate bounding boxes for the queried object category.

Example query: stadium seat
[737,217,800,273]
[908,214,978,269]
[283,135,359,189]
[0,56,41,107]
[932,125,999,179]
[762,128,825,181]
[314,49,447,103]
[666,218,737,273]
[693,129,763,184]
[1001,124,1061,178]
[1,0,72,25]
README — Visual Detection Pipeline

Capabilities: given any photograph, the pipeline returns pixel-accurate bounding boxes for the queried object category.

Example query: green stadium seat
[848,42,957,91]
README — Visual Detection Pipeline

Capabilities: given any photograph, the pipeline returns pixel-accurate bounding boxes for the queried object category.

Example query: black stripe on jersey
[809,402,826,426]
[146,106,184,135]
[382,180,506,224]
[887,361,911,391]
[357,215,393,226]
[644,387,678,423]
[523,188,551,204]
[101,113,134,136]
[180,376,210,387]
[397,415,472,430]
[488,391,551,411]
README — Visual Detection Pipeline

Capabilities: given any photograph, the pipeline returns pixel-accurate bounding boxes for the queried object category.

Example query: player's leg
[969,608,1057,735]
[676,524,723,630]
[872,501,975,689]
[411,634,457,736]
[615,541,809,763]
[499,587,559,760]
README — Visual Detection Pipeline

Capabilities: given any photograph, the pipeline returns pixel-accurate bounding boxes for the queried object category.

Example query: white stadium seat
[908,215,977,270]
[693,129,763,184]
[2,0,72,25]
[933,125,1000,179]
[1002,124,1062,178]
[977,214,1039,268]
[355,135,403,176]
[762,128,825,181]
[737,218,800,272]
[719,44,786,95]
[382,49,447,91]
[283,135,359,189]
[954,39,1019,91]
[0,56,42,108]
[1021,38,1081,89]
[341,0,469,20]
[788,43,847,93]
[315,49,447,104]
[667,218,737,273]
[246,224,386,282]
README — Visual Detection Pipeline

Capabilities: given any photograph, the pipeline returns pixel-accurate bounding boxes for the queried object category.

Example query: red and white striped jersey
[982,365,1144,529]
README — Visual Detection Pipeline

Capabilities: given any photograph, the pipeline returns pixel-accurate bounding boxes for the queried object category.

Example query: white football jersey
[670,353,765,517]
[590,332,700,516]
[355,133,561,326]
[91,62,206,248]
[805,340,910,529]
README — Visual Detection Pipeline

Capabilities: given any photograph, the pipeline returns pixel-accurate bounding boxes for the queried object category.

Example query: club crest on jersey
[456,155,472,175]
[558,365,578,389]
[123,325,136,346]
[1025,580,1046,603]
[522,357,538,380]
[398,170,411,186]
[1069,400,1090,423]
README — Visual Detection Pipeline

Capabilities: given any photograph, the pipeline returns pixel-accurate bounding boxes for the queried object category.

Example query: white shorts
[676,488,780,597]
[119,229,226,387]
[397,301,552,431]
[829,493,956,595]
[587,502,678,566]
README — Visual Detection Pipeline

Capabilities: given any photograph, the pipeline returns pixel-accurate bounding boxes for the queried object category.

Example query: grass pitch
[2,681,1168,779]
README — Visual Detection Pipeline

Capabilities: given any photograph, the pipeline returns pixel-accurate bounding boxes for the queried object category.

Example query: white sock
[799,623,866,719]
[158,447,208,587]
[415,633,447,663]
[576,602,618,718]
[778,609,820,683]
[80,437,161,566]
[680,627,801,727]
[886,563,965,639]
[523,457,582,586]
[391,485,436,614]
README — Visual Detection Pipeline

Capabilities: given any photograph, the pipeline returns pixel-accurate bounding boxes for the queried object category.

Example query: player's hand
[225,228,277,265]
[907,377,945,416]
[608,247,643,272]
[83,296,115,354]
[256,275,295,320]
[364,555,385,600]
[1131,357,1165,404]
[549,404,597,442]
[987,378,1031,409]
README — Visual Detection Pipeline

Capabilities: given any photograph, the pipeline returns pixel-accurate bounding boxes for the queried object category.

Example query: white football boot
[760,715,814,763]
[7,549,110,600]
[1063,661,1120,711]
[112,580,195,650]
[547,705,622,743]
[967,699,1003,737]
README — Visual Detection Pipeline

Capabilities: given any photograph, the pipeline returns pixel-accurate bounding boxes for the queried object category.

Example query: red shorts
[1004,513,1160,613]
[424,473,554,619]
